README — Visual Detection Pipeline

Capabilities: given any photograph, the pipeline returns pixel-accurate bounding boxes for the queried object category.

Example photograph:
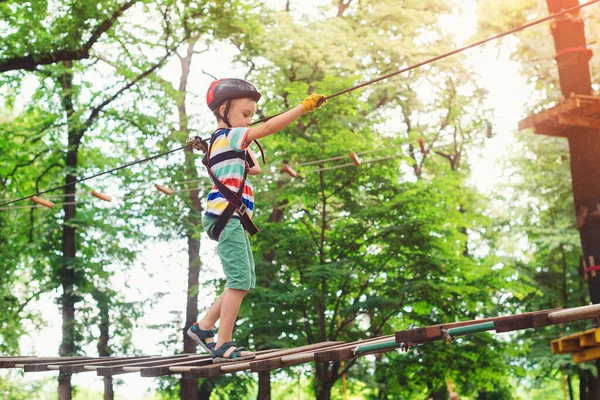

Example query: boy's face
[218,98,257,127]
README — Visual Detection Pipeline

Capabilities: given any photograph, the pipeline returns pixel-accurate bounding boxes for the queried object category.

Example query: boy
[186,78,325,363]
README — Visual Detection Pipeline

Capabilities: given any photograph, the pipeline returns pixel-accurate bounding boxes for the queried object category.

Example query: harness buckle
[238,203,247,215]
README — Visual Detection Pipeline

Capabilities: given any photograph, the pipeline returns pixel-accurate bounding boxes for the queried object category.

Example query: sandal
[186,322,216,353]
[211,341,256,363]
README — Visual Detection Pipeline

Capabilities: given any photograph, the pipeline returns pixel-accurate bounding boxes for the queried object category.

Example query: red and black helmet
[206,78,261,111]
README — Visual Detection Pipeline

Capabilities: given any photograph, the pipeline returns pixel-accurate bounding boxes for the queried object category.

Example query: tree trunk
[178,37,204,400]
[58,59,77,400]
[255,180,289,400]
[94,290,114,400]
[545,0,600,394]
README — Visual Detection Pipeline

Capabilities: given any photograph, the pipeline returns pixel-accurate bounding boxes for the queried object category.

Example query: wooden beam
[349,152,362,167]
[249,342,347,372]
[494,311,552,332]
[137,355,213,377]
[55,356,153,374]
[174,345,334,378]
[94,355,193,376]
[573,347,600,363]
[315,335,396,363]
[282,163,298,178]
[154,184,173,195]
[558,115,600,129]
[395,309,561,344]
[30,196,55,208]
[0,357,88,369]
[90,190,112,202]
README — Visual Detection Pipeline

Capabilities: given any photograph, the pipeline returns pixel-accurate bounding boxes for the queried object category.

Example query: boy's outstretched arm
[245,94,325,144]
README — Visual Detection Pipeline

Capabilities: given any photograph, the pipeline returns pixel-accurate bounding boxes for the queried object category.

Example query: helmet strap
[214,99,233,128]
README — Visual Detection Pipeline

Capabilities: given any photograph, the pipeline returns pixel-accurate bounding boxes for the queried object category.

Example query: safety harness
[202,129,259,241]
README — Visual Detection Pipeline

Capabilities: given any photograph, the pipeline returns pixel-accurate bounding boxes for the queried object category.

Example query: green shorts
[202,215,256,290]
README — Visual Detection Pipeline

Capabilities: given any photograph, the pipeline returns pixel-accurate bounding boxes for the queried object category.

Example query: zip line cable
[0,133,487,212]
[0,135,477,209]
[253,0,600,125]
[0,145,187,207]
[2,0,598,208]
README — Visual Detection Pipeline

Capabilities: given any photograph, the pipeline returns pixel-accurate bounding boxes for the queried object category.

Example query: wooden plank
[549,305,600,324]
[579,333,599,348]
[30,196,55,208]
[250,342,349,372]
[559,339,582,353]
[21,358,99,372]
[494,311,552,332]
[94,355,193,376]
[558,115,600,130]
[0,357,89,368]
[90,190,112,202]
[394,309,560,344]
[573,347,600,363]
[54,356,155,374]
[395,327,442,343]
[551,328,600,354]
[175,345,336,378]
[518,96,600,135]
[552,327,599,341]
[135,355,214,377]
[315,335,395,363]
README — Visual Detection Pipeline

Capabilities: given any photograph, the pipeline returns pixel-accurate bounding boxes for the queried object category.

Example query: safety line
[3,0,597,207]
[0,146,187,208]
[253,0,599,125]
[0,182,206,212]
[322,0,600,101]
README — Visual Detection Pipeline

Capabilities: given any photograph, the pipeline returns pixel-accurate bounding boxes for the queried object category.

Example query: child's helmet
[206,78,261,111]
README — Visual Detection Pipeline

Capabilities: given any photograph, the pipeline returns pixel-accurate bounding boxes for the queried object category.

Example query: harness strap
[203,129,259,241]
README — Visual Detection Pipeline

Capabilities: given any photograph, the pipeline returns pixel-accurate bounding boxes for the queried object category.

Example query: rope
[0,180,207,212]
[0,146,187,208]
[253,0,600,125]
[3,0,598,207]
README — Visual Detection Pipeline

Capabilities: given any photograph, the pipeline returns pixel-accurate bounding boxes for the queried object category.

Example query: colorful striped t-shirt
[204,128,254,219]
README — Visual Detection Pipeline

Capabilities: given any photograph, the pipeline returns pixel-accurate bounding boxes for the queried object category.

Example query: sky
[2,0,542,398]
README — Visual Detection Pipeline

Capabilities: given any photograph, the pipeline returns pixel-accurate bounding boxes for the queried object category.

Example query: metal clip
[186,136,208,152]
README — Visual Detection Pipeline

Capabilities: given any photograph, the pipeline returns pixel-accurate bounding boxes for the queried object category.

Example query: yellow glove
[300,94,326,114]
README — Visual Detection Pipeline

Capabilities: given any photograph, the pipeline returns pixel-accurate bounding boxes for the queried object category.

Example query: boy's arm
[245,94,325,144]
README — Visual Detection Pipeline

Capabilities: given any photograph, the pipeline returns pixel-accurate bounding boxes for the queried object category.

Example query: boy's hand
[300,94,326,114]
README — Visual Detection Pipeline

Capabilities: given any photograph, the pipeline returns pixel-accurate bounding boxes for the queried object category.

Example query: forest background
[0,0,599,399]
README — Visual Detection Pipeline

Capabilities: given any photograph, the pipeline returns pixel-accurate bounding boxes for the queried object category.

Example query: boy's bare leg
[199,291,226,330]
[195,291,226,347]
[215,288,253,357]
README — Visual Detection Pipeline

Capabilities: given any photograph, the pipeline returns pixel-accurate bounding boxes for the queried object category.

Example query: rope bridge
[2,304,598,379]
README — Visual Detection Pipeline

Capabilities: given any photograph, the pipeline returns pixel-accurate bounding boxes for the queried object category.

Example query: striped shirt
[204,128,254,219]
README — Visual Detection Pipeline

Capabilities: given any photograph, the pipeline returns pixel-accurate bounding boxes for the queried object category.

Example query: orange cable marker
[154,184,173,195]
[90,190,112,202]
[349,152,362,166]
[282,164,298,178]
[30,196,55,208]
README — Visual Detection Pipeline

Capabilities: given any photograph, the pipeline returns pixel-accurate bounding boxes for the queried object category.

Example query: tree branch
[0,0,138,73]
[77,36,187,143]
